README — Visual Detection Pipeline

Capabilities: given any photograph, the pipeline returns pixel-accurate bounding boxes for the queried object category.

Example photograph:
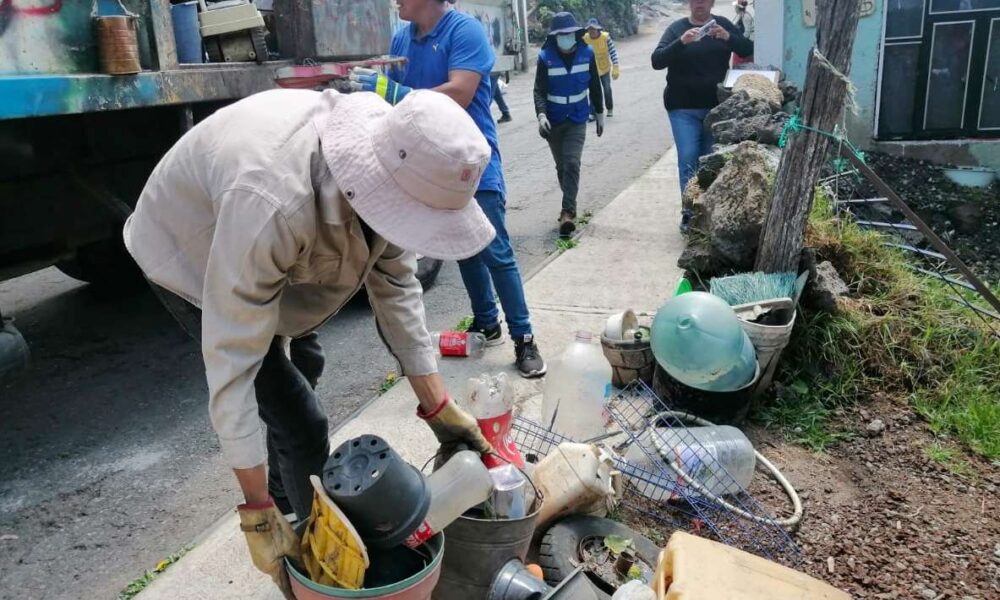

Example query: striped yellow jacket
[584,31,619,76]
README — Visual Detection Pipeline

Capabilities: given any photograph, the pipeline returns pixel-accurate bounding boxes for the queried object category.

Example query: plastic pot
[323,435,430,549]
[651,362,760,425]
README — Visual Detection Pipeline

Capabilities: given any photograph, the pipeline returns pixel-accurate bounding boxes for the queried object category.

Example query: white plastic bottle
[541,331,613,440]
[431,331,487,358]
[403,451,493,548]
[625,425,756,500]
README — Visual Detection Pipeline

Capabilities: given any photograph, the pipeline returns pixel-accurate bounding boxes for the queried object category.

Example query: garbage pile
[284,373,619,600]
[283,272,848,598]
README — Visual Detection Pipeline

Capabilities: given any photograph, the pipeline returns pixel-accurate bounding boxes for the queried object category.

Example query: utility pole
[519,0,530,71]
[754,0,862,273]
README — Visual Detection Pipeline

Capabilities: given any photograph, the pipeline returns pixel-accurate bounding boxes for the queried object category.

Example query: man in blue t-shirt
[350,0,545,378]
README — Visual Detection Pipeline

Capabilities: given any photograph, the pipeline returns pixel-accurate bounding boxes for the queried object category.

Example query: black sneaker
[558,210,576,238]
[514,334,546,378]
[467,322,505,347]
[498,113,512,124]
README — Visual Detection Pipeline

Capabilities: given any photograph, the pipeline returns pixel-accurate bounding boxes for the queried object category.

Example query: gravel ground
[831,153,1000,287]
[765,398,1000,599]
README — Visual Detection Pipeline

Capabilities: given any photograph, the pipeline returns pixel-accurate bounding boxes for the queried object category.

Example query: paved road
[0,29,673,600]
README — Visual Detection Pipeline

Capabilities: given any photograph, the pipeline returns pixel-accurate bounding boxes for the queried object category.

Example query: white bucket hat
[314,89,495,260]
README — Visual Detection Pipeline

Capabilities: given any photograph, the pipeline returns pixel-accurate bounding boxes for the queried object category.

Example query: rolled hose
[632,411,804,529]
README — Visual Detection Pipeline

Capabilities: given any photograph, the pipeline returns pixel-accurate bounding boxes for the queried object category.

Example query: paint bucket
[432,503,541,600]
[171,1,203,64]
[286,533,444,600]
[95,16,141,75]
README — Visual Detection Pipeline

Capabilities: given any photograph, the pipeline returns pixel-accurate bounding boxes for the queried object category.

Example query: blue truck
[0,0,527,379]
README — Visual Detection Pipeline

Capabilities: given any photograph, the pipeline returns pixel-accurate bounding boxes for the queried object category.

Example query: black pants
[152,285,329,520]
[546,121,587,214]
[591,73,614,115]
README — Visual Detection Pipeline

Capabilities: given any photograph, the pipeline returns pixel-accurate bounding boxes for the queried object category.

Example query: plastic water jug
[650,292,756,392]
[533,443,618,529]
[403,451,493,548]
[541,331,613,440]
[624,425,755,500]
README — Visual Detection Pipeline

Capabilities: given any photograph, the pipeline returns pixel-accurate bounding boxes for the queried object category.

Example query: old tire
[415,256,442,290]
[538,516,662,595]
[251,27,269,63]
[56,237,144,291]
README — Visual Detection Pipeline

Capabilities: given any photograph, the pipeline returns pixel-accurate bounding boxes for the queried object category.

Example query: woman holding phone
[651,0,752,231]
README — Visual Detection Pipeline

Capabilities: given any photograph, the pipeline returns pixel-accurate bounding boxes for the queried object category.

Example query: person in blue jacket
[350,0,546,378]
[534,12,605,237]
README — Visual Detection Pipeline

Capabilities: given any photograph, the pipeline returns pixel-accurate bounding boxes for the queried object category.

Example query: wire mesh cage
[512,380,802,567]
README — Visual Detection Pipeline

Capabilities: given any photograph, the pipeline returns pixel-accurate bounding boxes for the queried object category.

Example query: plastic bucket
[733,299,796,395]
[170,1,203,64]
[432,505,540,600]
[286,534,444,600]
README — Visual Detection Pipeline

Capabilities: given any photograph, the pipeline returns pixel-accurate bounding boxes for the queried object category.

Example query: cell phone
[694,19,717,41]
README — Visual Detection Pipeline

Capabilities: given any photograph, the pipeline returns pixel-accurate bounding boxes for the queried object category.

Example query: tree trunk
[755,0,862,273]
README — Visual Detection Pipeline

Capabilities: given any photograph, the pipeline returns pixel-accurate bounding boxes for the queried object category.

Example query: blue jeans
[668,109,714,192]
[490,74,510,115]
[458,190,532,337]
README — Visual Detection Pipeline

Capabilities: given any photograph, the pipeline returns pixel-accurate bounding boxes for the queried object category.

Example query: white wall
[753,0,785,69]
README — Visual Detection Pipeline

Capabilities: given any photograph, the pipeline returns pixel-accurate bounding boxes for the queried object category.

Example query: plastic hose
[636,411,804,529]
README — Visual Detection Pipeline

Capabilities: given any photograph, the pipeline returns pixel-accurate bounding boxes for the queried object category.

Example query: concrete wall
[780,0,884,145]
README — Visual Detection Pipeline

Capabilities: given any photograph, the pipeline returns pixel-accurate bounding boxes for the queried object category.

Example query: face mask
[556,34,576,52]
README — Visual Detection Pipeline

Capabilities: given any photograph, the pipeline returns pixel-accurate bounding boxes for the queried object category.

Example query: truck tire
[538,516,662,595]
[251,27,269,63]
[56,237,144,291]
[0,317,30,381]
[415,256,443,290]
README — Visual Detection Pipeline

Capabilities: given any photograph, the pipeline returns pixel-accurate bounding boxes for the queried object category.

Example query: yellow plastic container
[654,532,851,600]
[301,475,370,589]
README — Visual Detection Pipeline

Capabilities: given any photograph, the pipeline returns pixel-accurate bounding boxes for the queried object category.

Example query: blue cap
[548,12,582,35]
[586,18,603,30]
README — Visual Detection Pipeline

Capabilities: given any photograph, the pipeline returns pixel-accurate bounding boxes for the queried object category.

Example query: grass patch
[576,210,594,226]
[765,189,1000,460]
[118,547,190,600]
[924,441,973,477]
[455,315,474,332]
[754,384,853,452]
[555,238,579,252]
[555,238,579,251]
[377,372,400,395]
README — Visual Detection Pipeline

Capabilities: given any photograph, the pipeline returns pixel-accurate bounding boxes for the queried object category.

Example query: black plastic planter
[322,434,430,549]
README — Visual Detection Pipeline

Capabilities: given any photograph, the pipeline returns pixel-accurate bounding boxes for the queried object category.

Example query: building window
[878,4,1000,138]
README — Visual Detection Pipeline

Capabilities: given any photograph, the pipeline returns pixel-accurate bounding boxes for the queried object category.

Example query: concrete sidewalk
[137,149,683,600]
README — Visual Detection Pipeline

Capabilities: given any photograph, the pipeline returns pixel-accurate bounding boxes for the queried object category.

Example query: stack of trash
[285,372,606,599]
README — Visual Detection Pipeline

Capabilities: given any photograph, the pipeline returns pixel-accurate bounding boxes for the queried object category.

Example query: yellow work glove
[612,64,620,80]
[418,395,494,457]
[238,499,302,600]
